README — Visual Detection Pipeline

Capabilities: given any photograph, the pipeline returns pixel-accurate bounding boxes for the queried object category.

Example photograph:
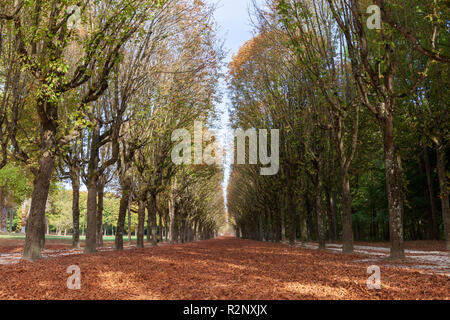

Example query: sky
[208,0,264,213]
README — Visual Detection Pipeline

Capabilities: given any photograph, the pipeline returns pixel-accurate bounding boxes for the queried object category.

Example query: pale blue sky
[208,0,264,211]
[211,0,260,63]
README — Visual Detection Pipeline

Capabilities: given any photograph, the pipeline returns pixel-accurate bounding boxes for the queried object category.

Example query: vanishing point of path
[0,237,448,300]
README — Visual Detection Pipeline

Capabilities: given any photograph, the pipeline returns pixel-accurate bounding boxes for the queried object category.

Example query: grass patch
[0,234,139,241]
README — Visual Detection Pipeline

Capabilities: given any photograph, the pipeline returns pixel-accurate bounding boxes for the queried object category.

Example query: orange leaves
[0,237,448,300]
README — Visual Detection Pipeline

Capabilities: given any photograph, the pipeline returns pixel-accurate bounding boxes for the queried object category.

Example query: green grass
[0,234,139,241]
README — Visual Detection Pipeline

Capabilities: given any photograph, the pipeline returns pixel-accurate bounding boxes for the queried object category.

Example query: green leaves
[0,164,32,204]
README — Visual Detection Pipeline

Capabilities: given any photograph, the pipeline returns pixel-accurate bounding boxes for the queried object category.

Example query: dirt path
[298,242,450,277]
[0,237,448,300]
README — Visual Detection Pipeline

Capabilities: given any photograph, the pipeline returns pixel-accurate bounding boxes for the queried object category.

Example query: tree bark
[85,124,101,253]
[84,177,97,253]
[71,174,81,248]
[137,199,146,249]
[0,188,5,232]
[298,196,308,245]
[148,192,158,246]
[9,209,14,233]
[381,114,405,259]
[314,172,326,250]
[325,187,336,242]
[258,213,263,242]
[341,173,354,253]
[23,152,55,260]
[423,147,439,240]
[418,155,434,240]
[146,204,152,242]
[287,183,296,246]
[96,183,105,247]
[168,191,176,244]
[280,193,286,242]
[331,191,338,241]
[436,145,450,249]
[115,177,132,250]
[127,194,132,245]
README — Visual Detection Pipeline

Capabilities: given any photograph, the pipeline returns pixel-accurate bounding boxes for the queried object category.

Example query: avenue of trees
[1,0,448,264]
[228,0,449,258]
[0,0,226,260]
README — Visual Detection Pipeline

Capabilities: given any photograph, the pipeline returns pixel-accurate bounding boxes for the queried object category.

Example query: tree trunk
[287,183,296,246]
[316,190,325,250]
[137,199,146,249]
[331,192,338,241]
[84,177,97,253]
[158,211,164,243]
[146,202,152,243]
[23,151,55,261]
[9,208,14,232]
[148,193,158,246]
[71,175,81,248]
[436,145,450,249]
[0,188,5,232]
[381,115,405,259]
[325,187,335,242]
[96,183,105,247]
[298,197,308,245]
[168,192,176,244]
[305,193,313,241]
[315,179,326,250]
[280,193,286,242]
[127,194,132,245]
[115,177,131,250]
[341,173,354,253]
[424,147,439,240]
[258,213,263,241]
[181,218,187,243]
[418,155,434,240]
[85,124,100,254]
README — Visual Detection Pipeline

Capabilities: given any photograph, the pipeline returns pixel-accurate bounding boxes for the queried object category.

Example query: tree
[0,0,166,260]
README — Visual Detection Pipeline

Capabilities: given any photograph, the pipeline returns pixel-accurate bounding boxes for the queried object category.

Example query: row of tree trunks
[436,145,450,250]
[147,192,158,246]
